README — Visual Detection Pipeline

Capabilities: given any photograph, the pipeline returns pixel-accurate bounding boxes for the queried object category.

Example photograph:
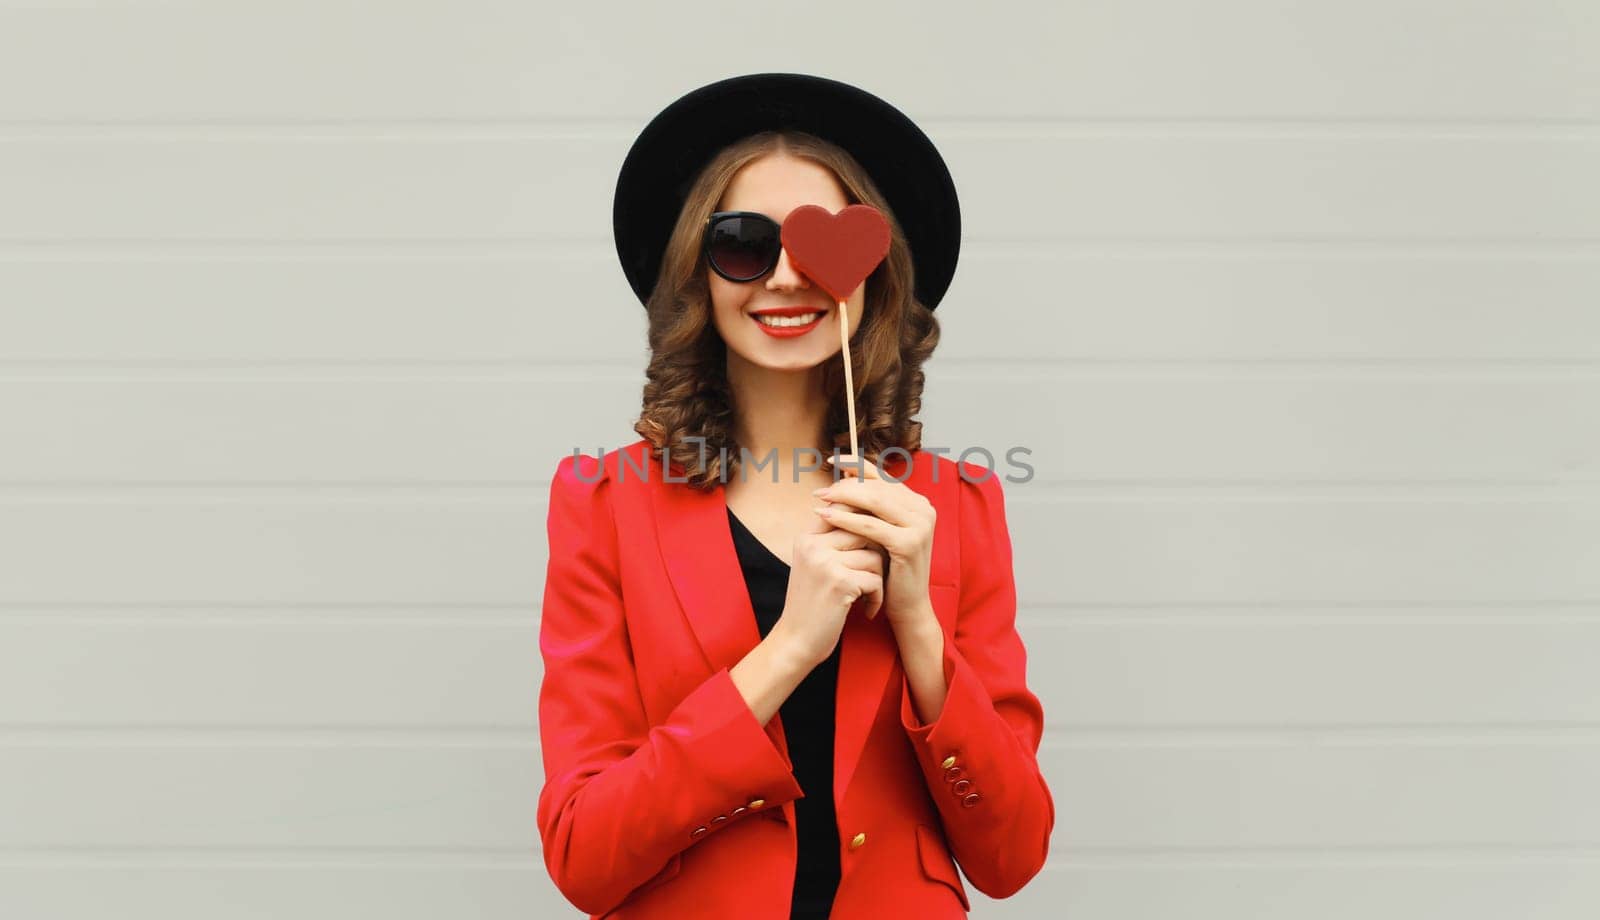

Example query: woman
[537,73,1054,919]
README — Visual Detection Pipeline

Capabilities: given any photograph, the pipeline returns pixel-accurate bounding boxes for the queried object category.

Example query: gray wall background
[2,1,1598,917]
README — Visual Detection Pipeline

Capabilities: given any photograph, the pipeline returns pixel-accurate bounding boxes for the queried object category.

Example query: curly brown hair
[631,130,941,490]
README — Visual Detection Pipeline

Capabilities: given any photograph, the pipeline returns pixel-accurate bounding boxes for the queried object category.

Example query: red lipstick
[749,305,827,338]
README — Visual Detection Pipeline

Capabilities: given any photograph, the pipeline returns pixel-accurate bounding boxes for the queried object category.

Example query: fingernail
[811,487,827,495]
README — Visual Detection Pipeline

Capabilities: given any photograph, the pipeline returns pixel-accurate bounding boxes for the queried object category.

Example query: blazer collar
[648,451,921,811]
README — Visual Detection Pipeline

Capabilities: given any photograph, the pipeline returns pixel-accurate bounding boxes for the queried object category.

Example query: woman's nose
[766,245,811,290]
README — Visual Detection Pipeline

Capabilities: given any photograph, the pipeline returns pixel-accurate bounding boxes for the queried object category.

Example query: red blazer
[536,438,1054,918]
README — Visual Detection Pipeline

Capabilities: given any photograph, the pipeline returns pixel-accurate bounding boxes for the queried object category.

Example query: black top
[726,506,842,920]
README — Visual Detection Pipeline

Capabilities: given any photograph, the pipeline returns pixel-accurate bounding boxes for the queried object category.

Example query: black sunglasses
[702,210,785,282]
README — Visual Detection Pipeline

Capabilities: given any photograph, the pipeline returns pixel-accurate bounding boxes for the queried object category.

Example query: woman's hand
[812,453,938,634]
[773,493,886,670]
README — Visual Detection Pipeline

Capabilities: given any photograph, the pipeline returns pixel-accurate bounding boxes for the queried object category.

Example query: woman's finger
[815,477,916,527]
[814,503,901,552]
[831,452,883,481]
[813,511,877,552]
[836,547,885,573]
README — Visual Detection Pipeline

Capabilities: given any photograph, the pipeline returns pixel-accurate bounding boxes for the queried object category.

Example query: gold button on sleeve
[748,798,765,809]
[849,832,867,849]
[940,755,957,769]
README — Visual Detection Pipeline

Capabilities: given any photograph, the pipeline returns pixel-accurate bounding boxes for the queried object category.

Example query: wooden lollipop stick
[838,299,859,466]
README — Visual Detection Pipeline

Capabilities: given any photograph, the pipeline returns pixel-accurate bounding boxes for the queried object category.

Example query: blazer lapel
[650,472,758,677]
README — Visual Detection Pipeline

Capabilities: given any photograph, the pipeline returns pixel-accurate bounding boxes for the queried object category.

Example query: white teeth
[754,312,822,327]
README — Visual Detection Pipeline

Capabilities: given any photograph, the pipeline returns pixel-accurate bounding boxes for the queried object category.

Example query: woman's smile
[749,305,827,338]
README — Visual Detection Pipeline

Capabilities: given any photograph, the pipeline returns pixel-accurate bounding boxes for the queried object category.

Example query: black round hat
[612,72,961,311]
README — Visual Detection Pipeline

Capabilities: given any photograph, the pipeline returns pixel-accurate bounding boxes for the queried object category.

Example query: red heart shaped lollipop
[779,204,891,303]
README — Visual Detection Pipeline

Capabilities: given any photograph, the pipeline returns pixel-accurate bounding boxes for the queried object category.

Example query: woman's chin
[734,343,831,373]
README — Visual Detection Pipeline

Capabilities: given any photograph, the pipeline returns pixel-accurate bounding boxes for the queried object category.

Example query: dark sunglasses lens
[708,216,778,280]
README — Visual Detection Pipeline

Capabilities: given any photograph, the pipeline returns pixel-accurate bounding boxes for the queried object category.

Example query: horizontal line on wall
[934,358,1600,373]
[3,603,1599,626]
[7,359,1600,377]
[1048,725,1600,747]
[1,612,1598,632]
[3,724,1600,747]
[0,361,651,377]
[933,117,1600,138]
[0,485,554,502]
[0,843,1598,870]
[0,845,541,868]
[0,726,542,747]
[0,117,1598,137]
[1018,610,1600,625]
[0,481,1593,502]
[0,361,632,377]
[0,602,534,615]
[0,614,540,626]
[2,239,1598,259]
[2,237,1600,253]
[1043,843,1600,868]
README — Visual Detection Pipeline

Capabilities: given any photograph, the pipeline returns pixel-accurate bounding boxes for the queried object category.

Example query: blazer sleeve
[535,453,806,916]
[897,465,1055,898]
